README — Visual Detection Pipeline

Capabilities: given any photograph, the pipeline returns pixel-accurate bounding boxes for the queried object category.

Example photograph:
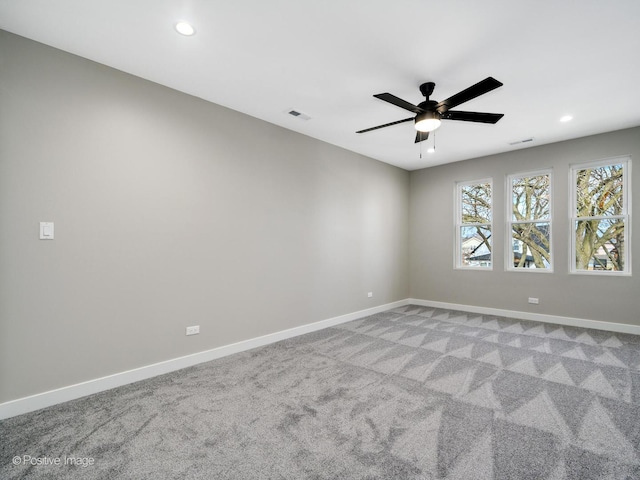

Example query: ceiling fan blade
[356,117,414,134]
[443,111,504,123]
[415,131,429,143]
[436,77,503,112]
[374,93,425,114]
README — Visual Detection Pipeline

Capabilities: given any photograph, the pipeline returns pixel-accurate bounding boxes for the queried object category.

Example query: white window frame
[506,169,553,273]
[569,156,631,276]
[455,178,493,270]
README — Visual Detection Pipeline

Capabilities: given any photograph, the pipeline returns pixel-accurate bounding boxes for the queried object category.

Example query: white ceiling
[2,0,640,171]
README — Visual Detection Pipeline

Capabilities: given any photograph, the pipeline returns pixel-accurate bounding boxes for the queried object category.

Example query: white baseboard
[0,299,410,420]
[407,298,640,336]
[3,297,638,420]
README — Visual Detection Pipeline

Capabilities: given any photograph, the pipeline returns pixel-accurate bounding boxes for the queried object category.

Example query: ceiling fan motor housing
[417,100,439,112]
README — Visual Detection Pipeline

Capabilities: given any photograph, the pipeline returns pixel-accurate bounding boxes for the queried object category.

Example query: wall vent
[286,109,311,120]
[508,138,534,146]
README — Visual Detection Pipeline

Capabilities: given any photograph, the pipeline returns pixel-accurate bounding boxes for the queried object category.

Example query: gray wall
[410,126,640,325]
[2,28,637,406]
[0,31,410,403]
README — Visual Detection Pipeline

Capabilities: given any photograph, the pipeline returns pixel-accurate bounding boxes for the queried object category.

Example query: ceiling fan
[356,77,504,143]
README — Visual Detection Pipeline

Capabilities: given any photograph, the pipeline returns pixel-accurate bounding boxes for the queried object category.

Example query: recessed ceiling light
[427,147,435,154]
[560,115,573,122]
[175,21,196,36]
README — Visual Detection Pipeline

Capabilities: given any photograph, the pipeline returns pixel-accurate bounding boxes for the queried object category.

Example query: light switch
[40,222,54,240]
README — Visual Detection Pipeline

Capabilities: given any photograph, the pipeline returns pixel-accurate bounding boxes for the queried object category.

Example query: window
[570,157,630,274]
[456,179,492,269]
[507,170,552,271]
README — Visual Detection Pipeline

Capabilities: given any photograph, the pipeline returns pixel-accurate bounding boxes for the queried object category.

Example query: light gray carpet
[2,305,640,479]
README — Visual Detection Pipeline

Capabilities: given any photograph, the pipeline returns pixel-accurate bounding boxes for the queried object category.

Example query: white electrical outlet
[186,325,200,336]
[528,297,539,305]
[367,292,373,298]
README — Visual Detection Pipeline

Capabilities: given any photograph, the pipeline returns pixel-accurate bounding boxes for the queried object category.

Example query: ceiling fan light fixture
[414,111,441,132]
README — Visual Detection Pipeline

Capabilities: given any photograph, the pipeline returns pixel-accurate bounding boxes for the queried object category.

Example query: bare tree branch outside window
[509,173,551,269]
[574,162,626,272]
[458,181,492,268]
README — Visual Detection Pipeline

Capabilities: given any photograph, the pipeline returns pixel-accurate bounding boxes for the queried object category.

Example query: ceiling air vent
[508,138,534,146]
[286,109,311,120]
